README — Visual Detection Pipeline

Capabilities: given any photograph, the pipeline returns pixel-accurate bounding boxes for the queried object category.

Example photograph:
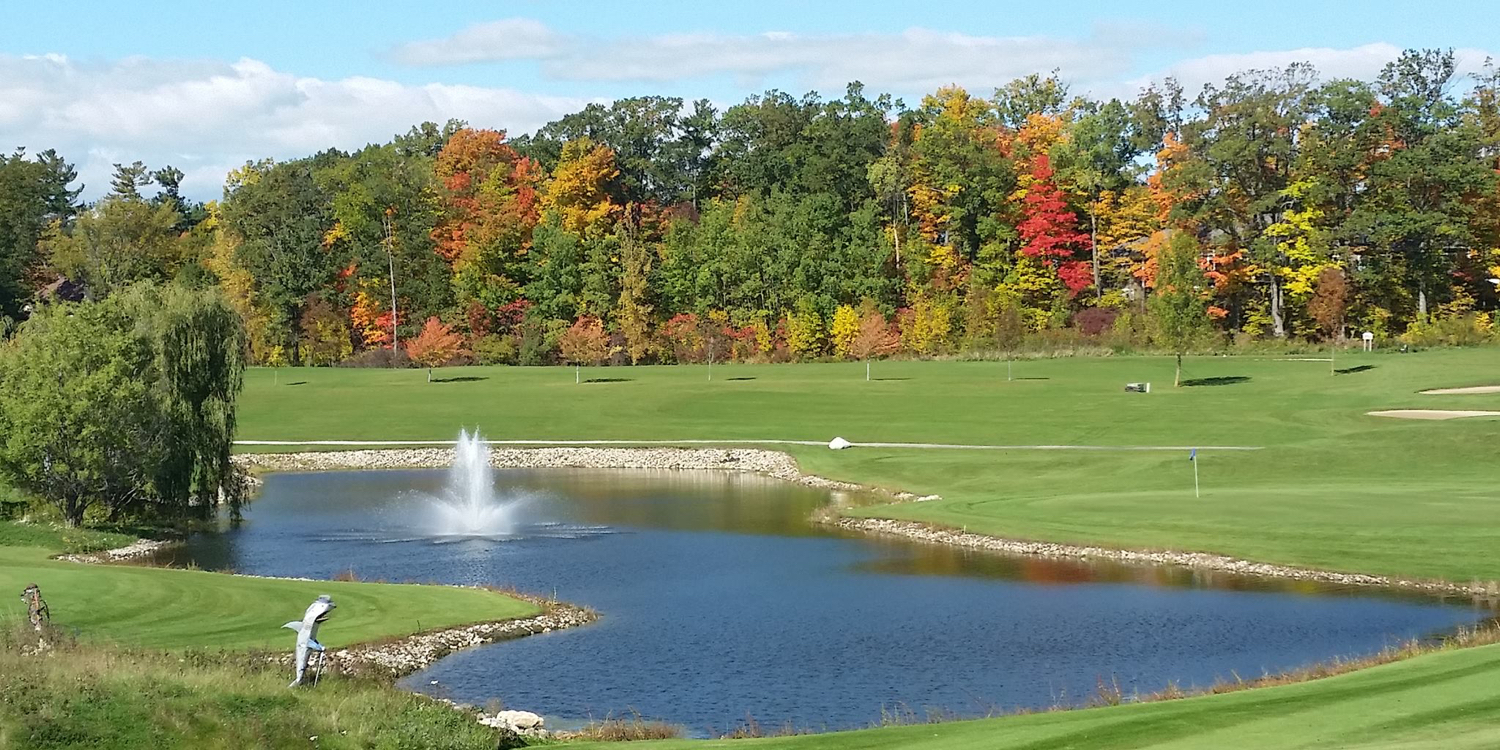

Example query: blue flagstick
[1189,448,1199,498]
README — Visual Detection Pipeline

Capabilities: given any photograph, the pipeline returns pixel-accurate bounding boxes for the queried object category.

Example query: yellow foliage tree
[830,304,860,359]
[785,301,825,360]
[541,138,620,237]
[904,294,953,355]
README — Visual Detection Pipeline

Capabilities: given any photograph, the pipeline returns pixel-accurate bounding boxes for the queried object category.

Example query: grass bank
[0,528,538,650]
[239,348,1500,583]
[0,522,537,748]
[569,636,1500,750]
[0,625,500,750]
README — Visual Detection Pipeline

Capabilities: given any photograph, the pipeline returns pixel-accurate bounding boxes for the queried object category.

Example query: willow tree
[119,283,247,520]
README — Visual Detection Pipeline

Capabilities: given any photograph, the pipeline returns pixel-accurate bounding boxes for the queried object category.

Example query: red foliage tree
[661,313,704,363]
[1018,155,1093,296]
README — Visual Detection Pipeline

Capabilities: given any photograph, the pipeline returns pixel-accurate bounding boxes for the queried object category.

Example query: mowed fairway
[0,544,538,650]
[238,349,1500,583]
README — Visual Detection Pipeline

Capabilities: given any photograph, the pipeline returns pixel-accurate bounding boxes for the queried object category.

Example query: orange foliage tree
[558,316,611,382]
[406,317,465,381]
[848,311,901,380]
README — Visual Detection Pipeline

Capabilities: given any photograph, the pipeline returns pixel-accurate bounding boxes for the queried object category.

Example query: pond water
[165,469,1490,735]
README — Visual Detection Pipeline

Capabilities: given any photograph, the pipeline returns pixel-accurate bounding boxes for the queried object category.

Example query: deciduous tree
[1149,232,1214,386]
[407,316,464,381]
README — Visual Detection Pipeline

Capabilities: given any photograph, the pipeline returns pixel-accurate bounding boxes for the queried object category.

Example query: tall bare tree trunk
[1269,276,1286,338]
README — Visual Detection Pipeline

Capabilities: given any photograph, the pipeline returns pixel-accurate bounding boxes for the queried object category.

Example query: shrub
[472,335,518,366]
[338,347,412,368]
[1401,314,1496,348]
[1073,307,1119,336]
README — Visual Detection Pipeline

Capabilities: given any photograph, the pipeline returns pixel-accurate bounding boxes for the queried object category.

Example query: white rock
[492,710,545,731]
[828,437,852,450]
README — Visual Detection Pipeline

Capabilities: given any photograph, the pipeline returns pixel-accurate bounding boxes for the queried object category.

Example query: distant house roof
[36,276,85,303]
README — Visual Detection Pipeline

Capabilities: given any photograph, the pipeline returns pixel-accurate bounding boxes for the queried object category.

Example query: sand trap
[1420,385,1500,395]
[1368,409,1500,420]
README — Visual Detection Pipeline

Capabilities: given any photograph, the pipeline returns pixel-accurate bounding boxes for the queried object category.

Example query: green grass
[9,349,1500,748]
[0,534,538,651]
[0,629,501,750]
[239,349,1500,582]
[567,640,1500,750]
[0,521,135,554]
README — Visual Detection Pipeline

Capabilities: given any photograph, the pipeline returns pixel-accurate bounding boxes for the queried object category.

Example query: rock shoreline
[56,538,171,564]
[836,518,1496,598]
[233,446,866,492]
[280,593,597,680]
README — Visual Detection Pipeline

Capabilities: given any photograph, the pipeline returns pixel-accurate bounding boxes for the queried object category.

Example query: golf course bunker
[1368,409,1500,420]
[163,469,1488,735]
[1420,385,1500,395]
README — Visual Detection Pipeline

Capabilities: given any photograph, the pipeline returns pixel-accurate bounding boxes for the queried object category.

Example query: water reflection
[156,469,1492,734]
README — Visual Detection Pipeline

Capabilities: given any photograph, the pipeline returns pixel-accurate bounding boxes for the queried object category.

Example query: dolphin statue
[283,595,336,687]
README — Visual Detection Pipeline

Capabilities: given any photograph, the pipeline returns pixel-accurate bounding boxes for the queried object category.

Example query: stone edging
[835,518,1494,598]
[55,538,171,564]
[280,593,597,679]
[232,446,866,493]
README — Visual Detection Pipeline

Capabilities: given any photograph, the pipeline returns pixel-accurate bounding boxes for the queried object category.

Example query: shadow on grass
[284,381,307,386]
[873,377,911,381]
[1182,376,1251,387]
[432,376,488,383]
[726,377,756,381]
[1012,377,1050,381]
[585,377,633,384]
[1336,365,1376,374]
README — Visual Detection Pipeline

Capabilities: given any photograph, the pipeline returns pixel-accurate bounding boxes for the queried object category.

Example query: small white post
[1007,358,1013,382]
[1193,453,1200,498]
[866,360,870,381]
[575,365,580,384]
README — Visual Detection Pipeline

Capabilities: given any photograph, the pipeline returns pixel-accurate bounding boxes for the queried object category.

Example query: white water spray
[431,429,516,536]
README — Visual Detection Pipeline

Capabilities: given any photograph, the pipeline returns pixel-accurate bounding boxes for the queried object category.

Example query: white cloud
[391,18,571,66]
[1120,43,1497,101]
[0,54,590,200]
[393,21,1190,93]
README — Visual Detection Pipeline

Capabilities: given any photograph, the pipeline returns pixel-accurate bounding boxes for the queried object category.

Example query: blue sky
[1,1,1494,198]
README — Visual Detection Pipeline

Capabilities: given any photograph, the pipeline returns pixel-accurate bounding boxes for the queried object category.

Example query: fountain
[430,429,517,537]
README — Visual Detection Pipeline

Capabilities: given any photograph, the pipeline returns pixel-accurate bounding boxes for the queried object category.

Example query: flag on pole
[1190,448,1200,497]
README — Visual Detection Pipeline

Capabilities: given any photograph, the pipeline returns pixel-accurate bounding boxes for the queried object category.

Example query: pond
[163,469,1490,735]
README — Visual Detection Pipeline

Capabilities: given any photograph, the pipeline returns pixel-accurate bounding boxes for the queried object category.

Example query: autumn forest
[3,48,1499,368]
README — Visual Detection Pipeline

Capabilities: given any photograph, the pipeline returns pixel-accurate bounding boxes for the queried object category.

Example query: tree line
[3,48,1499,369]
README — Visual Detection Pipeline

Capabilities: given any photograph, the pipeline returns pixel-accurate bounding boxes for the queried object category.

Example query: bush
[1073,307,1119,336]
[1401,314,1495,348]
[338,347,412,368]
[472,335,518,365]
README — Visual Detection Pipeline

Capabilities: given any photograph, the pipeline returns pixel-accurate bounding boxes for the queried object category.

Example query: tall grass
[0,622,501,750]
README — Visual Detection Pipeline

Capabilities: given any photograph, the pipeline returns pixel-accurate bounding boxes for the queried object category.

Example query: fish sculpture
[283,595,336,687]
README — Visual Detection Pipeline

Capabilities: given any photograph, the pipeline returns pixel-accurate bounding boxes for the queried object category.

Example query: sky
[1,0,1495,200]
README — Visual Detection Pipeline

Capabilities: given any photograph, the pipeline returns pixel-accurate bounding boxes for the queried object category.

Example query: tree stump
[20,584,48,631]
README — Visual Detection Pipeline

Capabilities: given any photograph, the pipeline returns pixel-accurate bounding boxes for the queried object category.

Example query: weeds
[572,710,684,741]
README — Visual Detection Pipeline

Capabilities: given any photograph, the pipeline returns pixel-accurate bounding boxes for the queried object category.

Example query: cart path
[235,438,1264,451]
